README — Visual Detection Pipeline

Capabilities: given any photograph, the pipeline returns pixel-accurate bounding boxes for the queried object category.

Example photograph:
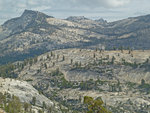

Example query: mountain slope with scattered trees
[1,48,149,112]
[1,10,150,64]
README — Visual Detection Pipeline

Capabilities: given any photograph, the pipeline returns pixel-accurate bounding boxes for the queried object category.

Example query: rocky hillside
[1,9,150,113]
[17,49,150,83]
[7,48,149,112]
[0,78,53,106]
[1,10,150,64]
[0,77,62,113]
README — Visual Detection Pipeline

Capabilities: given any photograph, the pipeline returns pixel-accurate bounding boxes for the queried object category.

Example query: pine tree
[32,97,36,105]
[84,96,111,113]
[62,55,65,61]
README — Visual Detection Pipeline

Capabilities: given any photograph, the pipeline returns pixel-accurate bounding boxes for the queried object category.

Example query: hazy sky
[0,0,150,24]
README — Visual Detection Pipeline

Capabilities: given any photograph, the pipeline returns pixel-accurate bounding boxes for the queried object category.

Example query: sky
[0,0,150,24]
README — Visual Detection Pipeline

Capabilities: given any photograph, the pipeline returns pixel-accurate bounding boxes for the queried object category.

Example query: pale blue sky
[0,0,150,24]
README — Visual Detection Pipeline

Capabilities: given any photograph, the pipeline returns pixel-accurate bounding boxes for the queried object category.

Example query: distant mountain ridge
[1,9,150,64]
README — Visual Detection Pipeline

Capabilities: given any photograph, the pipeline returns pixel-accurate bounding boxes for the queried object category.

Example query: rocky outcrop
[0,77,53,107]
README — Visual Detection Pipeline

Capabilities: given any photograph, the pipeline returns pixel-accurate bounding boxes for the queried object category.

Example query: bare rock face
[0,109,6,113]
[0,77,53,107]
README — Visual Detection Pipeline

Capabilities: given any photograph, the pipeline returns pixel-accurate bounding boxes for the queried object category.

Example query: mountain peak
[2,10,53,34]
[95,18,107,24]
[21,9,52,18]
[22,9,38,15]
[66,16,89,22]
